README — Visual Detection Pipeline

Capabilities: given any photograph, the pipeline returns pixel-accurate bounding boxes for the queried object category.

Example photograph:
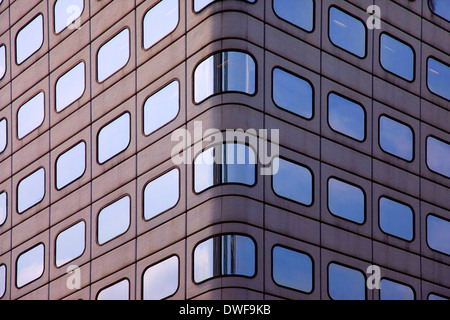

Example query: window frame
[327,261,367,300]
[16,90,46,140]
[55,60,86,113]
[54,219,86,268]
[378,195,415,242]
[54,140,87,191]
[96,278,130,300]
[15,242,45,289]
[378,113,415,162]
[16,167,46,214]
[272,0,315,33]
[426,56,450,102]
[425,135,450,178]
[425,213,450,256]
[97,194,132,246]
[15,13,45,66]
[379,277,416,300]
[141,254,180,300]
[53,0,85,35]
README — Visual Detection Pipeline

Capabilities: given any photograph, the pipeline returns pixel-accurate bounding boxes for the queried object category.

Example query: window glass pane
[429,0,450,22]
[328,178,365,224]
[0,118,6,153]
[194,51,255,103]
[328,263,365,300]
[194,0,255,12]
[428,293,449,301]
[55,61,85,112]
[379,115,413,161]
[16,14,44,65]
[329,7,366,58]
[97,28,130,82]
[0,191,7,226]
[380,33,414,81]
[272,157,312,206]
[273,0,314,32]
[272,246,313,293]
[98,112,131,164]
[143,0,179,49]
[427,58,450,101]
[17,168,45,214]
[0,264,5,298]
[272,68,313,119]
[380,279,415,300]
[426,136,450,178]
[54,0,84,34]
[0,45,6,80]
[16,243,44,288]
[379,197,414,241]
[427,214,450,255]
[194,234,255,283]
[17,92,45,140]
[98,196,131,245]
[56,141,86,190]
[97,279,129,300]
[144,168,179,220]
[194,143,256,193]
[143,256,179,300]
[143,80,179,135]
[55,221,85,267]
[328,93,365,141]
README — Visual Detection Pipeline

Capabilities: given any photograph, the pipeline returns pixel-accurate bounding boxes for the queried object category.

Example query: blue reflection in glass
[143,0,178,49]
[427,57,450,100]
[427,214,450,255]
[97,28,130,82]
[16,14,44,65]
[427,136,450,178]
[429,0,450,22]
[429,293,449,300]
[144,168,179,220]
[380,33,414,81]
[17,92,45,140]
[0,45,6,80]
[97,279,129,300]
[328,178,365,224]
[328,263,365,300]
[143,256,179,300]
[272,157,312,206]
[379,197,413,241]
[0,192,6,226]
[272,246,313,293]
[17,168,45,214]
[0,264,5,298]
[98,112,131,164]
[98,196,131,245]
[379,115,413,161]
[329,7,366,58]
[16,243,44,288]
[380,279,414,300]
[273,68,313,119]
[328,93,365,141]
[56,141,86,190]
[0,118,6,153]
[54,0,84,34]
[55,221,85,267]
[273,0,314,32]
[55,61,85,112]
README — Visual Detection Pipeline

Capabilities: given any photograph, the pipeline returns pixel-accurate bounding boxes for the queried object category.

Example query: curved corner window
[0,45,6,80]
[98,195,131,245]
[328,7,366,58]
[0,118,7,154]
[194,143,256,193]
[16,14,44,65]
[144,168,179,220]
[427,57,450,101]
[272,245,313,293]
[0,264,5,299]
[380,33,414,81]
[97,28,130,83]
[194,234,255,283]
[426,136,450,178]
[194,51,256,103]
[55,221,85,267]
[16,243,44,288]
[380,279,415,300]
[143,0,179,49]
[272,67,313,119]
[379,197,414,241]
[55,141,86,190]
[97,112,131,164]
[54,0,84,34]
[97,279,130,300]
[143,256,179,300]
[328,93,365,142]
[328,178,365,224]
[328,263,366,300]
[55,61,86,112]
[427,214,450,255]
[379,115,413,161]
[429,0,450,22]
[428,293,449,300]
[17,168,45,214]
[273,0,314,32]
[194,0,256,13]
[17,92,45,140]
[0,191,6,226]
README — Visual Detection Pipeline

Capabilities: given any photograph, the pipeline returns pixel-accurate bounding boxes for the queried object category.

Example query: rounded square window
[273,0,314,32]
[328,178,365,224]
[143,0,179,49]
[16,14,44,65]
[143,256,179,300]
[429,0,450,22]
[98,195,131,245]
[0,191,6,226]
[55,61,86,112]
[16,243,44,288]
[17,168,45,214]
[0,44,6,80]
[380,33,415,81]
[17,92,45,140]
[328,93,366,142]
[97,112,131,164]
[380,279,415,300]
[427,214,450,255]
[55,220,85,267]
[97,279,129,300]
[379,115,414,161]
[427,57,450,101]
[97,28,130,83]
[0,264,5,299]
[379,197,414,241]
[55,141,86,190]
[0,118,6,154]
[54,0,84,34]
[328,263,366,300]
[426,136,450,178]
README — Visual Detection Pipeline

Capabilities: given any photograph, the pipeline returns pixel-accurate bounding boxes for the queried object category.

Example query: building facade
[0,0,449,300]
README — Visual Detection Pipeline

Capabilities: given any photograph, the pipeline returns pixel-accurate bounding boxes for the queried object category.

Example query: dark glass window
[379,197,414,241]
[273,0,314,32]
[143,0,179,49]
[429,0,450,22]
[16,14,44,65]
[380,33,414,81]
[97,279,130,300]
[328,178,365,224]
[16,243,44,288]
[380,279,415,300]
[328,93,365,141]
[54,0,84,34]
[97,29,130,82]
[143,256,179,300]
[328,263,366,300]
[17,168,45,214]
[427,214,450,255]
[426,136,450,178]
[55,221,85,267]
[379,115,413,161]
[427,57,450,101]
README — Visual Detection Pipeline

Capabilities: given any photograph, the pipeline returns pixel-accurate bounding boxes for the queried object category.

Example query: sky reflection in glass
[380,279,414,300]
[144,168,179,220]
[379,197,413,241]
[143,256,179,300]
[429,0,450,22]
[0,45,6,80]
[426,136,450,178]
[0,118,6,153]
[97,279,129,300]
[17,92,45,139]
[54,0,84,34]
[55,221,85,267]
[16,15,44,65]
[97,29,130,82]
[380,33,414,81]
[379,116,413,161]
[273,0,314,32]
[143,0,178,49]
[427,57,450,100]
[427,214,450,255]
[0,264,5,298]
[98,113,130,164]
[16,244,44,288]
[328,93,365,141]
[56,141,86,190]
[328,178,365,224]
[98,196,130,245]
[328,263,365,300]
[0,192,6,226]
[17,168,45,214]
[55,61,85,112]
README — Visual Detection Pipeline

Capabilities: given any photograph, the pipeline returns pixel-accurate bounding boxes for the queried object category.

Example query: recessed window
[0,191,7,226]
[429,0,450,22]
[55,141,86,190]
[426,136,450,178]
[427,57,450,101]
[328,178,365,224]
[380,33,414,81]
[273,0,313,32]
[194,143,256,193]
[55,61,85,112]
[16,14,44,65]
[54,0,84,34]
[98,196,131,245]
[272,157,313,206]
[0,44,6,80]
[428,293,449,300]
[97,279,129,300]
[379,197,414,241]
[194,0,255,12]
[427,214,450,255]
[16,243,44,288]
[272,245,313,293]
[17,92,45,140]
[55,221,85,267]
[97,112,131,164]
[143,168,179,220]
[272,67,313,119]
[143,80,179,135]
[0,118,6,154]
[328,93,365,141]
[143,256,179,300]
[328,263,366,300]
[194,234,255,283]
[97,28,130,82]
[0,264,5,299]
[328,6,366,58]
[194,51,256,103]
[143,0,179,49]
[17,168,45,214]
[379,115,413,161]
[380,279,415,300]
